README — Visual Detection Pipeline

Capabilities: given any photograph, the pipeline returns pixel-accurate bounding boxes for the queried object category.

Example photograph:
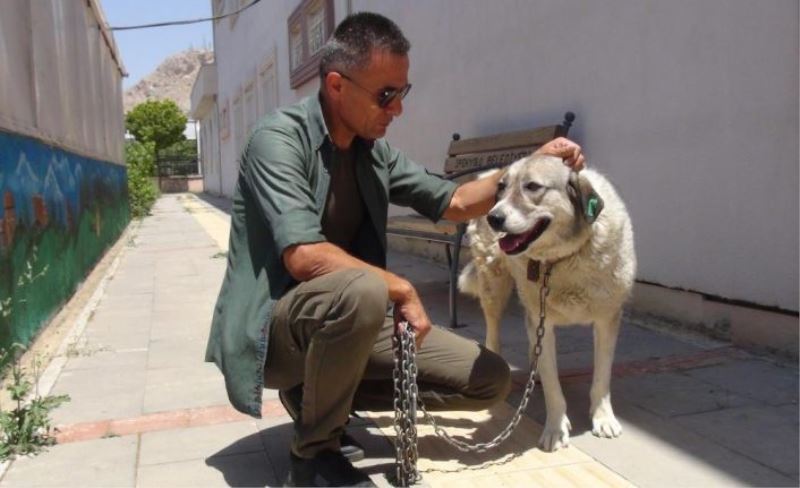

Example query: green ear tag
[587,197,599,219]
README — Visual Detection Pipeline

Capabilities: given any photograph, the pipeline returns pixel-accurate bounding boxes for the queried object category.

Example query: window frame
[287,0,334,88]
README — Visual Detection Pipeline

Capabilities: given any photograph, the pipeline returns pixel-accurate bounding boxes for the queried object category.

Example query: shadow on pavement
[206,429,282,487]
[195,192,233,213]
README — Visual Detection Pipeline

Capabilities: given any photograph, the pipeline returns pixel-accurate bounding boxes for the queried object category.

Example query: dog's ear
[567,172,604,224]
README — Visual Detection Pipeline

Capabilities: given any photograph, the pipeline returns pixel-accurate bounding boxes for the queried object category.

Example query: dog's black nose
[487,213,505,231]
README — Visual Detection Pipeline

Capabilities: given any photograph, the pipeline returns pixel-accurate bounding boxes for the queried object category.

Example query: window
[290,23,303,71]
[307,3,326,55]
[287,0,333,88]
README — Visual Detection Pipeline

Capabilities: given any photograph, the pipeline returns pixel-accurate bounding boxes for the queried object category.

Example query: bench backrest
[443,112,574,181]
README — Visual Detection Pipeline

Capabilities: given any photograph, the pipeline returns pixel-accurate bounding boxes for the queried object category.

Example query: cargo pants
[264,268,512,458]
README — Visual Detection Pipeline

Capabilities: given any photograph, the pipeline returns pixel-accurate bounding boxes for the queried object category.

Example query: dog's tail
[458,261,480,297]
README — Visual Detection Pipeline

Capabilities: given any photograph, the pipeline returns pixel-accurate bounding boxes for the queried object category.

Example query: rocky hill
[123,48,213,115]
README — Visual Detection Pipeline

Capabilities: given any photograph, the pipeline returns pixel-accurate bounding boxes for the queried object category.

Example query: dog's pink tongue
[499,233,525,253]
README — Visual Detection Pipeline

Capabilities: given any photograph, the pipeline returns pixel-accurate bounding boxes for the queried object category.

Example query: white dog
[458,154,636,451]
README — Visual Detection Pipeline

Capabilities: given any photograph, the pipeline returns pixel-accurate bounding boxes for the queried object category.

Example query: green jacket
[205,95,457,417]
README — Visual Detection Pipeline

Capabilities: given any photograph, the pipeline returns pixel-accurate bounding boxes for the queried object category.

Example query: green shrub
[126,141,159,218]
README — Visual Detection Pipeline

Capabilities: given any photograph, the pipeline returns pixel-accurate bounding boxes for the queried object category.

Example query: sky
[100,0,214,89]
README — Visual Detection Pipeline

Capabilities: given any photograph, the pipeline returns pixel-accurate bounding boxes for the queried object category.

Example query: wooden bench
[387,112,575,328]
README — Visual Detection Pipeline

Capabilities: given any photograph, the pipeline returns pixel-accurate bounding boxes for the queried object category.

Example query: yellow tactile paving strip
[179,194,230,251]
[364,403,634,487]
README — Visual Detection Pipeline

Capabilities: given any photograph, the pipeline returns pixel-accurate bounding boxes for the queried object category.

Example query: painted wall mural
[0,130,129,353]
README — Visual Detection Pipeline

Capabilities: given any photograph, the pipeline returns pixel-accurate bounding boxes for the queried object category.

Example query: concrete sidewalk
[0,193,796,487]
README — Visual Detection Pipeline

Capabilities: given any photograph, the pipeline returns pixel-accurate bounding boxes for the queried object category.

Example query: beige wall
[0,0,125,165]
[210,0,798,311]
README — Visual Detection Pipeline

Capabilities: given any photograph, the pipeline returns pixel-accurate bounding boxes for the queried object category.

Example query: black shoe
[339,431,365,462]
[284,450,376,487]
[279,387,366,462]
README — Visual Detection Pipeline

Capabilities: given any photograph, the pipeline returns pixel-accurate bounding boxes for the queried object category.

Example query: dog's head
[487,154,604,257]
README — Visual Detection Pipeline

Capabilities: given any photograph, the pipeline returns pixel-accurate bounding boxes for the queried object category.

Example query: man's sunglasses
[338,72,412,109]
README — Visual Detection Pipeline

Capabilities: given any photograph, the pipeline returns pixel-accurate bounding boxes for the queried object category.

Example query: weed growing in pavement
[0,345,70,461]
[65,340,109,359]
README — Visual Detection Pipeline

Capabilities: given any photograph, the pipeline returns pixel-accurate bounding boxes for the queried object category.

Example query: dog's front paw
[591,410,622,438]
[538,415,571,452]
[590,397,622,438]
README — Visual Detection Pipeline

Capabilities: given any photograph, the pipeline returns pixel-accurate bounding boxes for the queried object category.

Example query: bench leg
[447,224,467,329]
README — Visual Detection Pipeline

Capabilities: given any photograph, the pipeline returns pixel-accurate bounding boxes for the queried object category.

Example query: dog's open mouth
[498,218,551,255]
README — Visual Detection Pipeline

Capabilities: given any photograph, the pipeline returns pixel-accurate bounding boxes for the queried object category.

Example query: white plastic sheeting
[0,0,125,165]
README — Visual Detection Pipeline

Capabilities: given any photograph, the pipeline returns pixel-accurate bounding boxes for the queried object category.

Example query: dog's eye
[497,181,507,193]
[525,182,543,192]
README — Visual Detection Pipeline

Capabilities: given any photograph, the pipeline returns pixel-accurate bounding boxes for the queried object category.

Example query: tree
[125,100,187,154]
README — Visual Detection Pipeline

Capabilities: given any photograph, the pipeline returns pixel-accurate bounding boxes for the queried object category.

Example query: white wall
[210,0,798,311]
[0,0,125,165]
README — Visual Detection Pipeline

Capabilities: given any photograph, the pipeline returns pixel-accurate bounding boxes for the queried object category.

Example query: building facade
[0,0,128,351]
[195,0,798,351]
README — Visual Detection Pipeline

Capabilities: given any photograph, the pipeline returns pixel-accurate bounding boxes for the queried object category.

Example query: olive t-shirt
[321,147,364,252]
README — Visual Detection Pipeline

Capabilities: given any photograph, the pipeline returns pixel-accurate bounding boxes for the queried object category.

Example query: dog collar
[527,259,559,282]
[527,260,541,282]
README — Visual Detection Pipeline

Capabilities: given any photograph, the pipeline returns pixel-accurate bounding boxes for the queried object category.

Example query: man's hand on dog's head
[535,137,585,171]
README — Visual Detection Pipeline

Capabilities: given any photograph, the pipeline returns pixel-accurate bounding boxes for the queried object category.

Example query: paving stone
[675,404,800,477]
[147,337,208,369]
[0,436,137,487]
[90,300,153,318]
[139,420,262,466]
[684,359,799,406]
[570,397,798,487]
[254,416,295,485]
[138,451,277,487]
[84,327,151,350]
[143,364,229,413]
[613,370,758,417]
[50,367,147,424]
[102,277,154,295]
[64,348,149,372]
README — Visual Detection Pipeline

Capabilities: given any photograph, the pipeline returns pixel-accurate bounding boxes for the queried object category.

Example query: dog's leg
[590,310,623,438]
[478,266,513,354]
[531,318,571,452]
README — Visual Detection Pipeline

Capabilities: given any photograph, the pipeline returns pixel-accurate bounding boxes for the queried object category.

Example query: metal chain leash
[392,322,421,486]
[392,263,553,486]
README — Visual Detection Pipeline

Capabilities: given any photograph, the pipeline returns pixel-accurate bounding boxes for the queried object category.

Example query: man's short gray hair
[319,12,410,80]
